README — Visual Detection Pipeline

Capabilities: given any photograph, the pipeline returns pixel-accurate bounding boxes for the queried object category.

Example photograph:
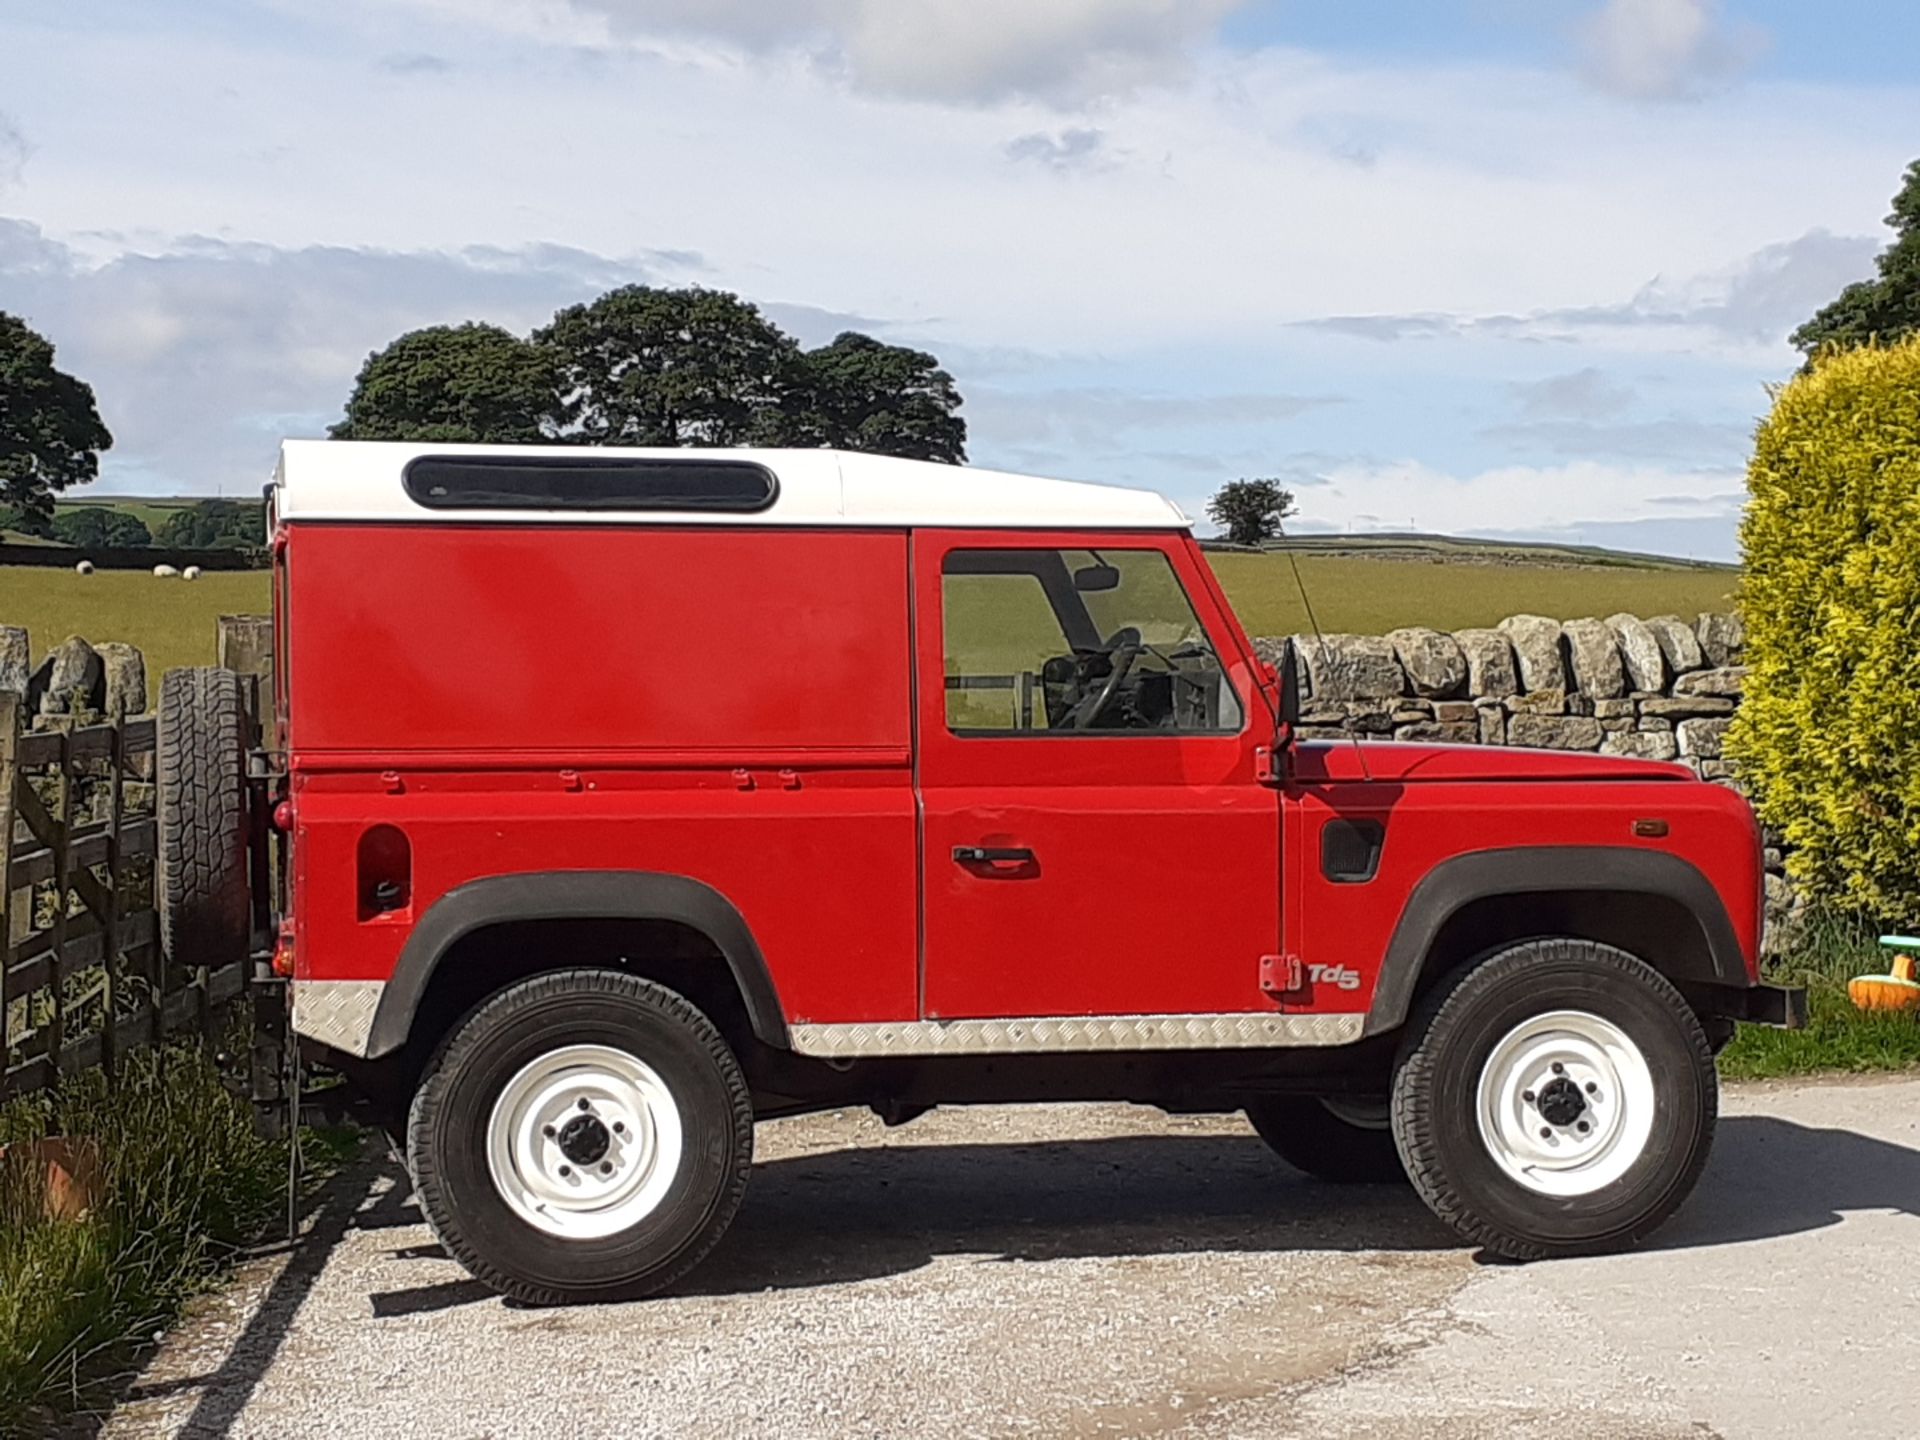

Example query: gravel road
[97,1075,1920,1440]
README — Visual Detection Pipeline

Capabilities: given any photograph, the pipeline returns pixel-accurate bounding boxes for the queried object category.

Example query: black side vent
[1321,818,1385,884]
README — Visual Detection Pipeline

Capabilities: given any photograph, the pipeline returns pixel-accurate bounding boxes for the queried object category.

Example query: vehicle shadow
[362,1108,1920,1314]
[1647,1111,1920,1251]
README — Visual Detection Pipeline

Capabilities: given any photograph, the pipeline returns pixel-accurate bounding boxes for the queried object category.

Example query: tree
[536,286,798,446]
[51,506,150,548]
[0,311,113,526]
[331,322,553,442]
[1792,158,1920,359]
[158,499,263,549]
[1728,335,1920,921]
[1206,478,1298,547]
[785,332,967,462]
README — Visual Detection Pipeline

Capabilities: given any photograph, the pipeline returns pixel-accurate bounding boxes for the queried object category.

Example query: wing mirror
[1275,640,1301,735]
[1071,562,1121,593]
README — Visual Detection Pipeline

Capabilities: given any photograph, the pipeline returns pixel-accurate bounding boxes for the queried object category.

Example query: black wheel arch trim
[364,870,789,1059]
[1364,846,1751,1038]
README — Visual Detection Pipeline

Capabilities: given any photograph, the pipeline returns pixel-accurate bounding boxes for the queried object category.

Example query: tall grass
[1721,910,1920,1081]
[0,1046,282,1435]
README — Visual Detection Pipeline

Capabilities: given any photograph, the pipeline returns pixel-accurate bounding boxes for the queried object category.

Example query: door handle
[953,845,1037,866]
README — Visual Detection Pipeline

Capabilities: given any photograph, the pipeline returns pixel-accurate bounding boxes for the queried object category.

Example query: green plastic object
[1878,935,1920,951]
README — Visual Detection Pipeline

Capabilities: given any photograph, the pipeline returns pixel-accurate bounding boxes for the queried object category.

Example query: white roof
[274,441,1189,530]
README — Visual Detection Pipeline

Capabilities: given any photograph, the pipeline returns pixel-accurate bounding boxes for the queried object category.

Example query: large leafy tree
[1206,477,1298,546]
[787,332,966,463]
[0,311,113,525]
[332,322,553,442]
[536,286,798,446]
[1793,159,1920,358]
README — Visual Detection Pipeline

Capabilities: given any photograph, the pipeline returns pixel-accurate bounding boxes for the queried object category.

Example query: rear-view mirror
[1072,563,1120,592]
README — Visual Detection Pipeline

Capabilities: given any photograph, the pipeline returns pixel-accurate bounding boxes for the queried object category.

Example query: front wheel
[1391,938,1717,1260]
[407,970,753,1305]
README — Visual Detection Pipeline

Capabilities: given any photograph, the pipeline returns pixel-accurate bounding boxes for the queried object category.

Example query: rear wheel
[408,970,752,1305]
[1391,938,1716,1260]
[1245,1096,1405,1183]
[155,666,251,976]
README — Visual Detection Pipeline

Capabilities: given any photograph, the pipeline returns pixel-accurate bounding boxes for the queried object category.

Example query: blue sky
[2,1,1917,560]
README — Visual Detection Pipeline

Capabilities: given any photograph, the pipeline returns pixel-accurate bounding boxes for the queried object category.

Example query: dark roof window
[403,455,778,512]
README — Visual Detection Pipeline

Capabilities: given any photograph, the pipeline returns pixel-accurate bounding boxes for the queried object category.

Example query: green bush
[0,1047,281,1433]
[1729,335,1920,923]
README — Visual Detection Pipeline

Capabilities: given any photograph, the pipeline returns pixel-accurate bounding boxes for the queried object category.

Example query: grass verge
[1721,910,1920,1081]
[0,1046,283,1436]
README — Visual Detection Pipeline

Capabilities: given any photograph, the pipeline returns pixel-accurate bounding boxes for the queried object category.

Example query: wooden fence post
[0,692,18,1078]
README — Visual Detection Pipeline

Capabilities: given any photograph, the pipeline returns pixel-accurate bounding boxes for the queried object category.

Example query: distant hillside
[1204,531,1736,573]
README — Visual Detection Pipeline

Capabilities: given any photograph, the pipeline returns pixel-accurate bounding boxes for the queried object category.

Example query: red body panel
[285,523,920,1023]
[282,517,1763,1032]
[912,530,1280,1018]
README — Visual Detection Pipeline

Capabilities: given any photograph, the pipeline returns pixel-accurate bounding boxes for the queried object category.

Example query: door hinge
[1254,745,1279,782]
[1259,954,1303,995]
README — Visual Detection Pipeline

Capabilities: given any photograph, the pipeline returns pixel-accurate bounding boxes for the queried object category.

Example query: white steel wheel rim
[1474,1010,1656,1198]
[486,1044,684,1240]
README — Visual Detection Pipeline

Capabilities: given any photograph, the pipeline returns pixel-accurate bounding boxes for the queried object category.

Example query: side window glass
[941,548,1244,736]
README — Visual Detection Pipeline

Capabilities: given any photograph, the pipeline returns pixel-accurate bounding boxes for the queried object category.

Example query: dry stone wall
[1255,611,1747,779]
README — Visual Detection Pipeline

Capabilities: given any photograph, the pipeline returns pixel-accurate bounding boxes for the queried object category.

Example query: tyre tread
[156,666,250,974]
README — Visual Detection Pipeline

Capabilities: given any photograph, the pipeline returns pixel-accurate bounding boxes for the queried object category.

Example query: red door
[914,530,1282,1020]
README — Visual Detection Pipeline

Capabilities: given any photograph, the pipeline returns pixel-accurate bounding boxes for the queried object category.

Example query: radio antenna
[1285,546,1373,783]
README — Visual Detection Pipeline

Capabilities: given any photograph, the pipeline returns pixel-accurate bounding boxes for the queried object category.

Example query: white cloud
[1005,128,1111,175]
[1301,458,1742,541]
[408,0,1245,104]
[1576,0,1768,101]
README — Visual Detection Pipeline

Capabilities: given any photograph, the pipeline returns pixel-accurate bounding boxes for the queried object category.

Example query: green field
[0,544,1738,701]
[1205,551,1737,636]
[0,568,270,697]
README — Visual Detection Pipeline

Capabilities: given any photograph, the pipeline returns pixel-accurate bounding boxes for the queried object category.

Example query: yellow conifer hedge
[1729,336,1920,921]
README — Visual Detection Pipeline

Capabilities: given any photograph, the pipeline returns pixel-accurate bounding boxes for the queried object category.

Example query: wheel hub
[556,1112,611,1166]
[1534,1075,1587,1128]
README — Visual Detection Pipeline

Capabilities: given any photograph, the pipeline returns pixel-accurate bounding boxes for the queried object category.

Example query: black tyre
[1391,938,1717,1261]
[1245,1096,1405,1183]
[407,970,753,1306]
[156,666,251,976]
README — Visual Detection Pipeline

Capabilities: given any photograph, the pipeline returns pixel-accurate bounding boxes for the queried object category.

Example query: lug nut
[613,1122,626,1136]
[1551,1062,1565,1075]
[1585,1082,1598,1095]
[1522,1090,1536,1103]
[1577,1121,1591,1133]
[558,1164,572,1178]
[542,1125,556,1138]
[1540,1127,1553,1139]
[601,1162,613,1175]
[578,1097,591,1111]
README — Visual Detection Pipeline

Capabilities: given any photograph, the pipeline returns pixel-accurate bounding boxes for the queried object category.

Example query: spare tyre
[157,666,252,976]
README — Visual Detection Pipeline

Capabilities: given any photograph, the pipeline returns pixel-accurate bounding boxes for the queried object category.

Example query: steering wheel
[1065,627,1143,730]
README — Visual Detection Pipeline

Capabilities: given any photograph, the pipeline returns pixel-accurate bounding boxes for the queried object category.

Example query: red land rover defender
[164,441,1803,1304]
